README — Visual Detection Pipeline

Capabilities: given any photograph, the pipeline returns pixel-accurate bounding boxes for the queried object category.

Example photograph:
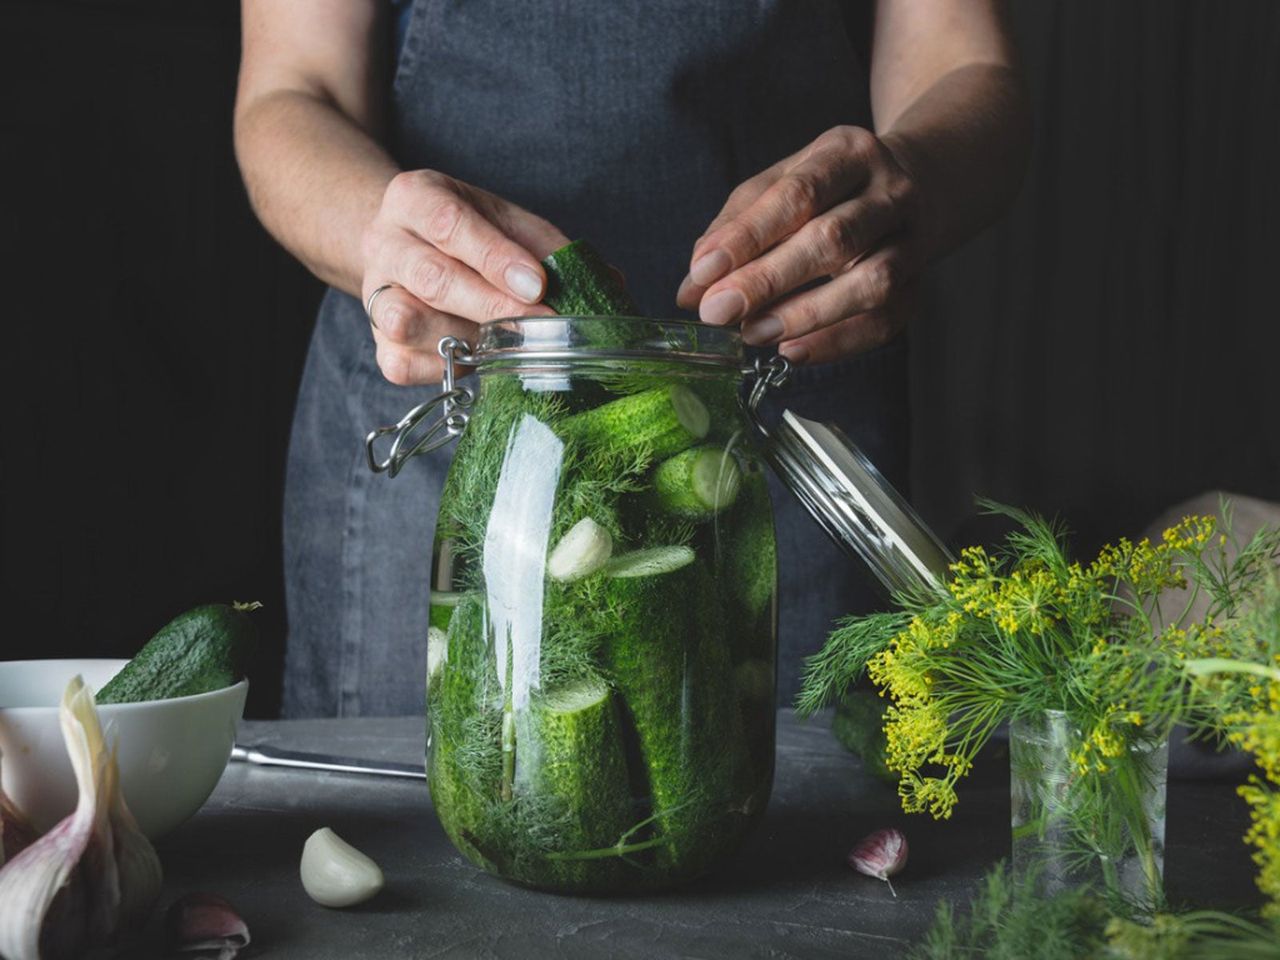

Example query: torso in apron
[282,0,909,717]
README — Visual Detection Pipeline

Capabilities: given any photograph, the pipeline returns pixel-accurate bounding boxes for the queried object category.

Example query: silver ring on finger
[365,283,398,329]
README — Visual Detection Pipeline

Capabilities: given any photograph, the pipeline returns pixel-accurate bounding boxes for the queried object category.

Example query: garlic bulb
[165,893,251,959]
[848,827,909,897]
[0,676,163,960]
[300,827,384,908]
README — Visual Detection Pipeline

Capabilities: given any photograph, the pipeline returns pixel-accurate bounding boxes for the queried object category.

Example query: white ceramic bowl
[0,659,247,840]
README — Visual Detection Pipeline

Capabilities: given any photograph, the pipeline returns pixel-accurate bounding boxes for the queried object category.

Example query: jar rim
[466,316,744,369]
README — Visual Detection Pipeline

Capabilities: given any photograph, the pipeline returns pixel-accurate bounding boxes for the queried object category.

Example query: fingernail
[676,273,695,303]
[700,289,746,326]
[505,263,543,303]
[779,341,810,364]
[690,249,731,287]
[741,315,784,346]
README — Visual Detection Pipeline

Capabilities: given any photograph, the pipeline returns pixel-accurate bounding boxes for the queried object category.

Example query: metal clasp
[365,337,474,477]
[744,354,791,421]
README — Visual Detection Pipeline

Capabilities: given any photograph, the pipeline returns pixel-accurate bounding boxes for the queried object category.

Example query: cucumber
[652,446,743,520]
[96,603,256,704]
[428,594,501,859]
[602,559,745,874]
[546,517,613,582]
[559,386,709,463]
[514,677,633,888]
[541,240,636,317]
[724,471,776,628]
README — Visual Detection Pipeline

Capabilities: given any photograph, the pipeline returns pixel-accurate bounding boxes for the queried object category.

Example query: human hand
[676,126,928,365]
[361,171,570,384]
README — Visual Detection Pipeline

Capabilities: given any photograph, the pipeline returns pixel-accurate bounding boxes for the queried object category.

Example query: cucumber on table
[96,603,256,704]
[651,445,742,520]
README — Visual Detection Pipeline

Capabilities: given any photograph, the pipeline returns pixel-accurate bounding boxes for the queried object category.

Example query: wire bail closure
[364,337,474,477]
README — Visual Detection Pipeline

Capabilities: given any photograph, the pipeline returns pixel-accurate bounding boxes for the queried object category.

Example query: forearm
[234,90,399,296]
[878,62,1030,261]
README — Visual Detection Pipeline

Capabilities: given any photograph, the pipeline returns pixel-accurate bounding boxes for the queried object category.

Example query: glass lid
[753,400,954,599]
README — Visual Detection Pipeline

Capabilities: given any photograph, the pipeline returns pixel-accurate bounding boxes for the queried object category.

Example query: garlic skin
[848,828,909,897]
[300,827,384,908]
[0,677,163,960]
[165,893,251,959]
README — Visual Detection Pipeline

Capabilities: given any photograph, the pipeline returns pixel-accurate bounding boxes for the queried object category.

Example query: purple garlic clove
[848,828,908,897]
[165,893,251,960]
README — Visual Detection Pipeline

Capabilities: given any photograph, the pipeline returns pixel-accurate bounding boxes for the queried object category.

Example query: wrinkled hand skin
[677,126,924,367]
[361,170,569,384]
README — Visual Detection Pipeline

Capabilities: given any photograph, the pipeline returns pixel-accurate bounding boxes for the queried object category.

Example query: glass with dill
[421,318,776,893]
[1010,709,1168,903]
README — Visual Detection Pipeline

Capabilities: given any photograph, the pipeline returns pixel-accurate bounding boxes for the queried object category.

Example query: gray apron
[282,0,908,717]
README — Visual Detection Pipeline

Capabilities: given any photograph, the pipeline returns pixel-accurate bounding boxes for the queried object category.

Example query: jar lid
[761,408,953,598]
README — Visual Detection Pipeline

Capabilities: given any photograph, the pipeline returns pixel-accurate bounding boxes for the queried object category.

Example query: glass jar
[1010,709,1168,903]
[366,316,952,894]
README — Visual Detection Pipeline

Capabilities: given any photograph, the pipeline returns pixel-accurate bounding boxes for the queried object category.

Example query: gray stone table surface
[147,712,1260,960]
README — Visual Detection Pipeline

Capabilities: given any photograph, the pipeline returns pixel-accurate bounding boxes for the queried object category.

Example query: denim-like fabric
[282,1,906,717]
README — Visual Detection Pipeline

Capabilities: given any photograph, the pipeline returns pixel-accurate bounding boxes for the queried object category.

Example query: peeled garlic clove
[300,827,384,908]
[165,893,250,959]
[0,677,119,960]
[849,828,909,897]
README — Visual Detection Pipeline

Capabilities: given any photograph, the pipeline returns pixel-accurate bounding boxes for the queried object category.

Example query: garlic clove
[300,827,384,908]
[165,893,251,959]
[0,676,118,960]
[1,752,39,867]
[102,737,164,936]
[848,827,909,897]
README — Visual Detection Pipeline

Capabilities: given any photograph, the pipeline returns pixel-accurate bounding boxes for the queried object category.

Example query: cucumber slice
[559,386,709,462]
[652,446,742,519]
[546,517,613,582]
[603,545,696,579]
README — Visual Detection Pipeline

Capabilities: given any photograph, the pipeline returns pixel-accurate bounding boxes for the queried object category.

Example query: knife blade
[230,742,426,780]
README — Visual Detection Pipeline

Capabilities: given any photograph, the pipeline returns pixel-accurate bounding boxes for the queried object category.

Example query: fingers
[385,171,553,305]
[366,288,478,385]
[774,280,916,366]
[382,233,545,324]
[699,193,902,329]
[736,243,914,348]
[775,309,903,366]
[676,161,785,309]
[680,128,879,307]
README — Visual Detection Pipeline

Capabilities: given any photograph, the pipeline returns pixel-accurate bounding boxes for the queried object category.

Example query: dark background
[2,1,1277,717]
